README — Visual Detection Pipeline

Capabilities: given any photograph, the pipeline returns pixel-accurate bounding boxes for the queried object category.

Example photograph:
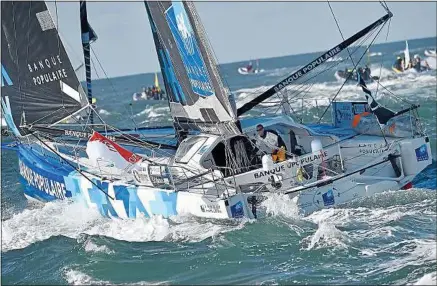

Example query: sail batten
[237,12,392,117]
[1,1,87,135]
[144,1,239,135]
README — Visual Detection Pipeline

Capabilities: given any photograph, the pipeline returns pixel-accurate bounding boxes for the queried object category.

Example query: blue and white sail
[144,1,239,135]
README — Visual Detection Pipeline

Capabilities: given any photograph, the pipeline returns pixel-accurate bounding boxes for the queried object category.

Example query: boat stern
[399,136,433,179]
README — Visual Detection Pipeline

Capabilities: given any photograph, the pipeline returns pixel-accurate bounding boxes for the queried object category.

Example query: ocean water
[1,36,436,285]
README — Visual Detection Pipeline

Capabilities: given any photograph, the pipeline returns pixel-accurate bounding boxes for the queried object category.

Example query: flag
[86,131,142,170]
[357,73,394,125]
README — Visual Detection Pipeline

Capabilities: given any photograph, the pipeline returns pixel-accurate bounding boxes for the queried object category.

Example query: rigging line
[317,22,387,123]
[280,18,386,114]
[327,1,356,67]
[284,156,394,195]
[270,33,372,105]
[86,52,138,131]
[375,17,391,101]
[28,131,115,200]
[89,46,122,99]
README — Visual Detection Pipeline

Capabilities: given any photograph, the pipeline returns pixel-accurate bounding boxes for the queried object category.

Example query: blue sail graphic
[165,2,213,97]
[1,64,13,87]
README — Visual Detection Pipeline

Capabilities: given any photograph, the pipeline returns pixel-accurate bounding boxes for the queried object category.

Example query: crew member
[256,124,287,162]
[246,61,253,72]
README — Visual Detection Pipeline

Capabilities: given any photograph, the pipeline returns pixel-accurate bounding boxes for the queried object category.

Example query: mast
[79,1,97,124]
[237,11,392,117]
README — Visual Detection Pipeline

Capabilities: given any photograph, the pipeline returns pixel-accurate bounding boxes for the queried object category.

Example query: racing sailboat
[3,1,432,219]
[2,1,257,219]
[145,1,432,215]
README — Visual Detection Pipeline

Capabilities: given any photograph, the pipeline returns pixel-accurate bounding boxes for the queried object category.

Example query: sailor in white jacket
[256,124,287,161]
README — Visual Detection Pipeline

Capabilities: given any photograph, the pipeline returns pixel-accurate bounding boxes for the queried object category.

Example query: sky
[46,1,437,79]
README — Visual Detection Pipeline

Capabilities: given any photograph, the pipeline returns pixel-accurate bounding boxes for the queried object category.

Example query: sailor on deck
[246,61,253,72]
[256,124,287,162]
[393,56,404,72]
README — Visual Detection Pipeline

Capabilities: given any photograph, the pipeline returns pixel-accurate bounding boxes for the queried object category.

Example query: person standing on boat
[141,87,148,99]
[246,61,253,73]
[393,56,404,72]
[256,124,287,162]
[412,54,430,72]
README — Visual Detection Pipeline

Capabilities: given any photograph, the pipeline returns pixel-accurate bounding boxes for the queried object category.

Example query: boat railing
[146,163,234,198]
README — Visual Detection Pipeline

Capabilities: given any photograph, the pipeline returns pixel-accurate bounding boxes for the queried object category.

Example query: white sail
[404,40,410,70]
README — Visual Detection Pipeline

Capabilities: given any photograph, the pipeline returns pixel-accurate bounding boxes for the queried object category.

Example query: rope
[28,131,115,200]
[327,1,356,67]
[317,22,387,123]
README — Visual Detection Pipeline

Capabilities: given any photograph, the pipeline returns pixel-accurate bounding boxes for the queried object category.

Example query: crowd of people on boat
[341,65,373,81]
[392,54,431,73]
[133,86,166,101]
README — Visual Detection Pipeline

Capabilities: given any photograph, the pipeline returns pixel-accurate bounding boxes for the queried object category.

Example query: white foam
[368,52,382,57]
[64,269,108,285]
[63,268,170,285]
[1,200,102,252]
[80,238,114,254]
[366,239,436,275]
[412,271,437,285]
[1,200,247,252]
[360,248,377,257]
[260,193,299,218]
[134,106,168,118]
[302,221,351,250]
[98,109,111,115]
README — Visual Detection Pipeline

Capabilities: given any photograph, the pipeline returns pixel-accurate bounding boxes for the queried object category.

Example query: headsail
[144,1,239,135]
[237,11,392,116]
[154,72,160,91]
[1,1,88,135]
[404,40,410,70]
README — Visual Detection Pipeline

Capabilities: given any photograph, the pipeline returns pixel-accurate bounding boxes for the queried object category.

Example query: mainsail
[144,1,239,135]
[237,11,392,117]
[1,1,88,135]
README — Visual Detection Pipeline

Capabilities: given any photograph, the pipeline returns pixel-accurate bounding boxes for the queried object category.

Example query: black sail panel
[144,1,238,135]
[1,1,87,134]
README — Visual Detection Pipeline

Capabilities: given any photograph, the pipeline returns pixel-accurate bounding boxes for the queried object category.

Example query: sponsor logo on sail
[27,54,69,86]
[175,13,194,55]
[166,2,214,97]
